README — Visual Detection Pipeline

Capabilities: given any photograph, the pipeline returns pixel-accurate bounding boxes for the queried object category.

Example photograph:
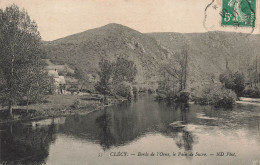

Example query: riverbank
[0,93,127,123]
[236,97,260,106]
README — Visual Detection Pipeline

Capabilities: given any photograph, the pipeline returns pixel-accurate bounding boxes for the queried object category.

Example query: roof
[45,65,65,71]
[48,70,59,78]
[58,76,66,84]
[65,77,79,84]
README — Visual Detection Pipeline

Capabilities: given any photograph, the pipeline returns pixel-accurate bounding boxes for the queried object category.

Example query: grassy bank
[0,93,126,123]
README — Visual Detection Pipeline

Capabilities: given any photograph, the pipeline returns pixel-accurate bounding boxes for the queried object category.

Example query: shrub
[67,85,79,95]
[155,90,189,103]
[132,85,139,95]
[219,71,245,96]
[71,99,81,109]
[195,97,209,105]
[139,86,148,92]
[113,81,133,100]
[243,87,260,98]
[166,91,177,102]
[155,90,168,101]
[66,72,74,77]
[148,88,156,93]
[195,86,237,108]
[213,95,235,108]
[176,91,190,103]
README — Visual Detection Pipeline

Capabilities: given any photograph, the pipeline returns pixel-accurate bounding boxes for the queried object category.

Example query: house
[58,76,66,94]
[47,69,66,94]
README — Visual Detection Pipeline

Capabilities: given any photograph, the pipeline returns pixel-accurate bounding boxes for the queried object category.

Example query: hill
[148,32,260,88]
[43,23,260,90]
[43,23,168,88]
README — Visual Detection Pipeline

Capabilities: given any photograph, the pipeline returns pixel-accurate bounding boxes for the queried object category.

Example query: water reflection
[56,97,197,152]
[95,111,115,150]
[160,103,197,153]
[0,120,57,164]
[0,94,259,165]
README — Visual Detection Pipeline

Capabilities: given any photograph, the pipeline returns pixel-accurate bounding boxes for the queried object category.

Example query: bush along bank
[242,86,260,98]
[193,86,237,108]
[155,90,190,104]
[0,93,127,123]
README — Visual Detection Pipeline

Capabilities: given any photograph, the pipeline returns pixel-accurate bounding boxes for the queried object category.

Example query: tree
[219,71,245,96]
[20,66,50,112]
[247,54,260,87]
[233,72,245,96]
[178,47,188,90]
[0,5,42,117]
[219,70,233,89]
[95,57,137,101]
[161,46,189,92]
[74,67,89,92]
[95,59,113,98]
[113,57,137,83]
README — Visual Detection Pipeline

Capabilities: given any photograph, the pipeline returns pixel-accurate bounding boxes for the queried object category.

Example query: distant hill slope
[43,23,168,87]
[148,32,260,88]
[43,23,260,90]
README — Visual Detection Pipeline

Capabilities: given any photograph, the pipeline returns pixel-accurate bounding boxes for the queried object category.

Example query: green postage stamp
[221,0,256,27]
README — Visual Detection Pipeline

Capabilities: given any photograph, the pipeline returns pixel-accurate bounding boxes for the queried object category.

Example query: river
[0,94,259,165]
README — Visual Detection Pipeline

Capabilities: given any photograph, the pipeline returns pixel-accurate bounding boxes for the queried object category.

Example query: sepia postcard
[0,0,259,165]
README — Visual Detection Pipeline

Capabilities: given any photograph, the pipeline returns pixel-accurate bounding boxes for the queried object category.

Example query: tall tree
[181,46,188,90]
[0,5,42,117]
[20,66,50,112]
[162,46,189,92]
[219,71,245,96]
[95,59,113,100]
[113,57,137,83]
[74,67,89,92]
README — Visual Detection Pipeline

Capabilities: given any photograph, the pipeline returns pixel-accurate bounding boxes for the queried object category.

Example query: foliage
[20,67,50,107]
[113,57,137,83]
[219,71,233,89]
[112,81,133,100]
[148,88,156,93]
[156,90,189,103]
[176,91,190,103]
[0,5,48,115]
[158,46,189,103]
[243,87,260,98]
[219,71,245,96]
[232,72,245,96]
[95,59,113,95]
[74,67,89,91]
[157,47,190,103]
[74,67,85,80]
[71,99,81,109]
[139,86,148,92]
[194,86,237,108]
[155,90,168,101]
[132,85,139,95]
[66,72,74,77]
[95,57,137,100]
[47,76,56,94]
[247,57,260,87]
[67,84,79,95]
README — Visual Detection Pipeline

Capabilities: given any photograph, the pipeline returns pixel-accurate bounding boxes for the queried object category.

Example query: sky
[0,0,259,41]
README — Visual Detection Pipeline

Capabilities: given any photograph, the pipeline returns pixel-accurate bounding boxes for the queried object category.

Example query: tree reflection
[0,121,57,164]
[57,97,197,154]
[95,111,115,151]
[163,103,196,152]
[175,130,195,151]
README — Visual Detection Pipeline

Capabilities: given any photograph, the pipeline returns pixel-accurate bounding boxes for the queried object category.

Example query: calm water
[0,94,259,165]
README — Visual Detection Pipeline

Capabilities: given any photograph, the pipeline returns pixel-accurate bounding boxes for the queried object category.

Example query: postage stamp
[221,0,256,27]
